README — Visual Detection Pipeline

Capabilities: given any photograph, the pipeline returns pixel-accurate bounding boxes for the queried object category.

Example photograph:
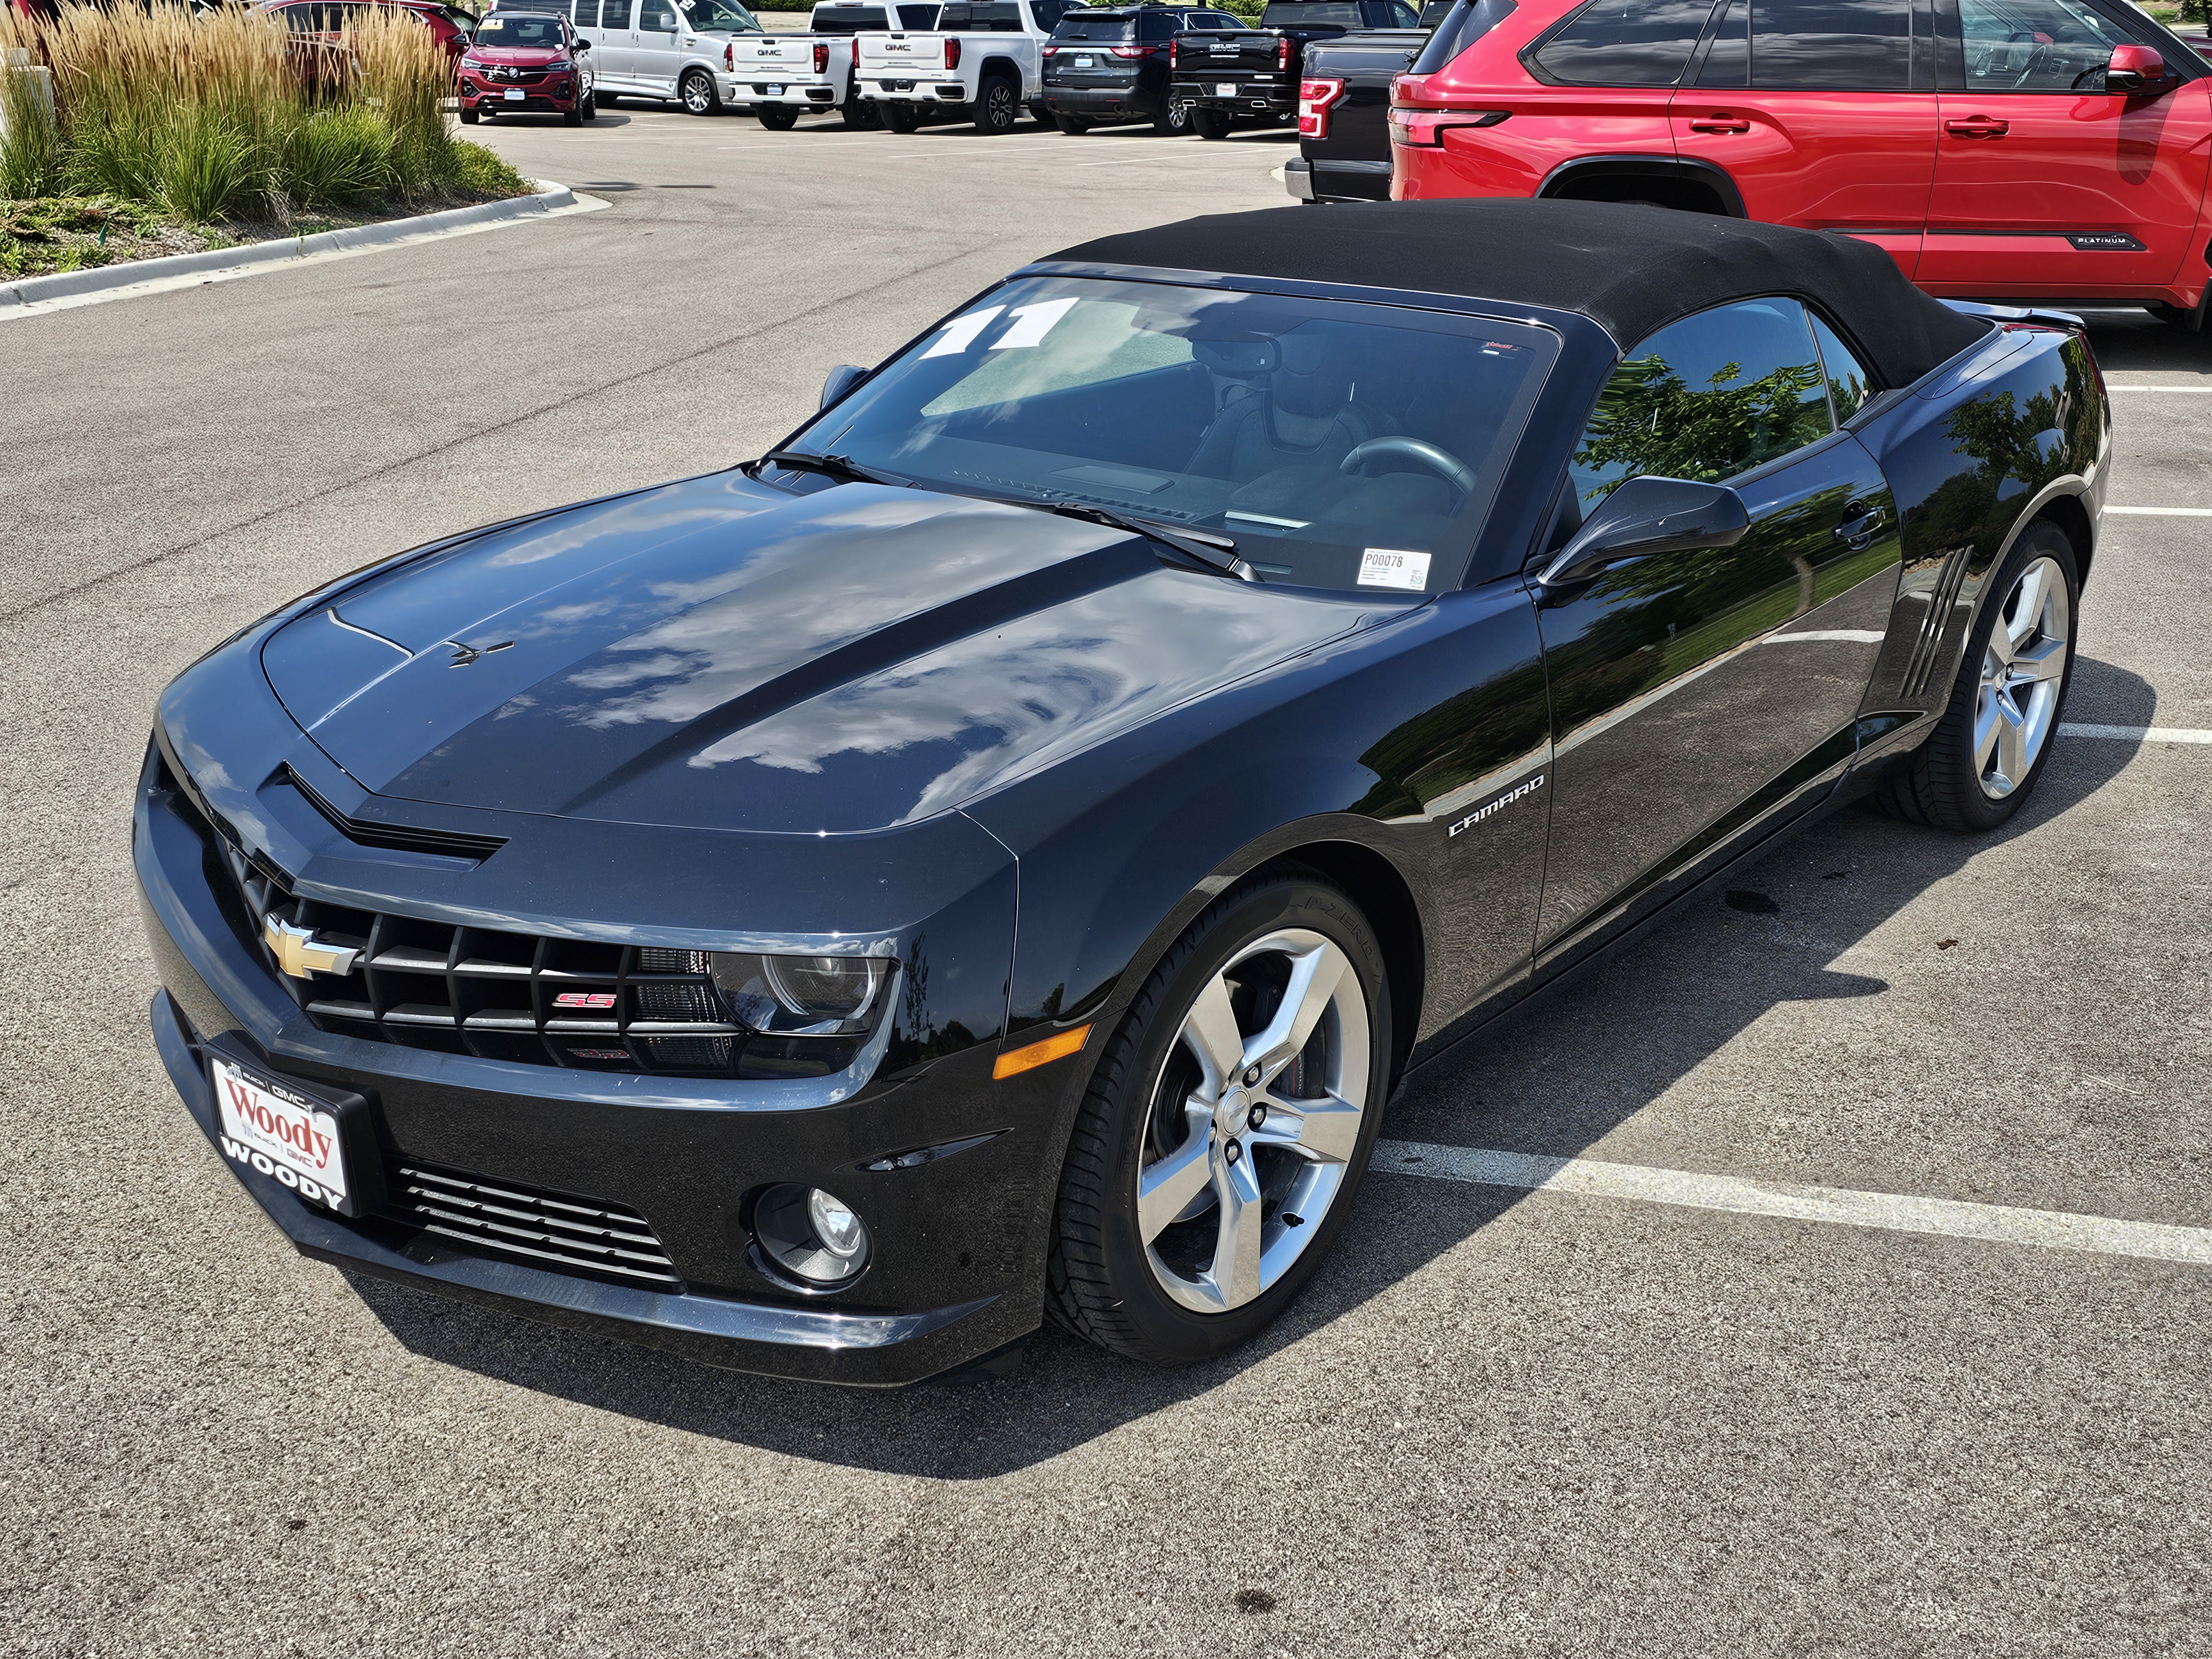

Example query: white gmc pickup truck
[737,0,941,128]
[854,0,1069,133]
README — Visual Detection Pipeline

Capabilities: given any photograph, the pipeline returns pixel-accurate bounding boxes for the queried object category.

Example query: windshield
[682,0,760,27]
[474,14,566,44]
[781,278,1556,596]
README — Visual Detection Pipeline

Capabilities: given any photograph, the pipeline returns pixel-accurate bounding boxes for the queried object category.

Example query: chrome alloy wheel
[1136,929,1371,1314]
[1975,553,2072,799]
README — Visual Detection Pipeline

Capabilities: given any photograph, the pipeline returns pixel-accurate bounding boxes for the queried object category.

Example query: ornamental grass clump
[0,2,521,227]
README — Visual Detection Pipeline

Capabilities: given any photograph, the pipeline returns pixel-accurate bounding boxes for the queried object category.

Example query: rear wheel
[1054,111,1087,134]
[1151,98,1190,135]
[840,96,880,127]
[1046,868,1391,1365]
[757,104,799,129]
[1192,105,1231,140]
[1875,520,2079,831]
[680,67,719,114]
[883,100,920,132]
[973,72,1019,134]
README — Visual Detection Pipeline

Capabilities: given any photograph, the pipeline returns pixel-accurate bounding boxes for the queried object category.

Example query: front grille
[215,837,752,1074]
[383,1161,684,1290]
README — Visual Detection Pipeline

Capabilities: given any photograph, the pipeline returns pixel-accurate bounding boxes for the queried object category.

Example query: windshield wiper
[1038,500,1260,583]
[755,450,914,488]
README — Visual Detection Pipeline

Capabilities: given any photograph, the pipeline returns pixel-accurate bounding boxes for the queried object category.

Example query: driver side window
[1959,0,2132,92]
[1567,298,1834,513]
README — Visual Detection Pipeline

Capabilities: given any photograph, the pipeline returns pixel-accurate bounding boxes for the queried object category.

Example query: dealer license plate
[1214,81,1236,96]
[763,82,784,93]
[210,1053,352,1213]
[504,87,524,100]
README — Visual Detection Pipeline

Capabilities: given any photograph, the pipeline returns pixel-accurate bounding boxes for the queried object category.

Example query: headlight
[711,952,889,1036]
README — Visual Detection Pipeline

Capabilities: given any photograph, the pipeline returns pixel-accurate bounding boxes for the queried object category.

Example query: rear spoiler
[1941,299,2088,333]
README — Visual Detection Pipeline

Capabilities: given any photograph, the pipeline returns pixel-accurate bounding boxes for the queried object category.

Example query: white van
[503,0,768,113]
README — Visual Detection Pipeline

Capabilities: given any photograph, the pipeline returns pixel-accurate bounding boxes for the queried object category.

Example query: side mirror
[819,363,867,409]
[1537,474,1750,589]
[2106,41,2164,93]
[575,35,592,48]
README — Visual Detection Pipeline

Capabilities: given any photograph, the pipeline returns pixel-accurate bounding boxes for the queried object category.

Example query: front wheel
[757,105,799,129]
[1191,105,1231,140]
[680,67,719,115]
[562,102,582,125]
[882,100,920,132]
[1875,519,2079,831]
[972,73,1019,134]
[459,103,480,124]
[1046,868,1391,1365]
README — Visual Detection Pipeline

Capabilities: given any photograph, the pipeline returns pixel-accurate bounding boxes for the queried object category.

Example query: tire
[973,72,1019,134]
[883,100,920,132]
[1053,111,1087,134]
[1045,867,1392,1366]
[757,105,799,129]
[680,67,719,115]
[1192,105,1231,140]
[562,103,582,125]
[460,104,479,124]
[840,96,880,128]
[1151,98,1190,135]
[1874,518,2079,832]
[580,88,596,121]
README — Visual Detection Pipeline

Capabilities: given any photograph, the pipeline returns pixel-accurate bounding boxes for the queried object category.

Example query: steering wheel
[1338,436,1480,496]
[2070,61,2110,90]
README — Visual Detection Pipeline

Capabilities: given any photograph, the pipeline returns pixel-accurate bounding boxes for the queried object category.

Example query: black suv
[1044,3,1245,133]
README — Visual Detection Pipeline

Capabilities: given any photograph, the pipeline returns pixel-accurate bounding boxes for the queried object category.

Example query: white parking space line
[1375,1141,2212,1268]
[2104,384,2212,393]
[2109,505,2212,516]
[2060,723,2212,744]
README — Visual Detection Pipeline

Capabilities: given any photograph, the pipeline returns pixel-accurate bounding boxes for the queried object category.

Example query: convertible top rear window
[784,277,1558,596]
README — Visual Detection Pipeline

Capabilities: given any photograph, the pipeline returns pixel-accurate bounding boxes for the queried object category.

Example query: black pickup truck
[1168,0,1417,140]
[1284,0,1499,201]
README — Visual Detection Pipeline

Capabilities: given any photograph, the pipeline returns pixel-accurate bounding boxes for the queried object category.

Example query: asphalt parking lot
[5,107,2211,1655]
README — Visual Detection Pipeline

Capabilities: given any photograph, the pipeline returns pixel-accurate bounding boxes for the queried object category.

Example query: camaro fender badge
[1446,773,1546,838]
[262,915,361,979]
[445,638,514,667]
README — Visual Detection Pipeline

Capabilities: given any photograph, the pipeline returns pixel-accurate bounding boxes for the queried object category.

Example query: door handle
[1688,113,1750,133]
[1944,116,2009,138]
[1833,500,1885,550]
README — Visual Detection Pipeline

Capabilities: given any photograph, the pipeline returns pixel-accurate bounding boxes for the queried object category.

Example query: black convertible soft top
[1045,199,1989,390]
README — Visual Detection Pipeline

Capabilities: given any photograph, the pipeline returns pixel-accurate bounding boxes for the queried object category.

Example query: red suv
[261,0,477,62]
[1391,0,2212,323]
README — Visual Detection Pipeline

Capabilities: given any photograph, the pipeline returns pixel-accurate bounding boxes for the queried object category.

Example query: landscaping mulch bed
[0,186,529,281]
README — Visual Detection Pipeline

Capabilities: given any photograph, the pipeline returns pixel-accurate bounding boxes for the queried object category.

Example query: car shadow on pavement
[350,656,2153,1478]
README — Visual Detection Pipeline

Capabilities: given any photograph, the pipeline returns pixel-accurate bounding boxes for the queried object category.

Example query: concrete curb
[0,180,591,317]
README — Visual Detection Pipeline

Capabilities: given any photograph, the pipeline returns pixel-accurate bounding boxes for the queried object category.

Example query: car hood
[262,473,1378,836]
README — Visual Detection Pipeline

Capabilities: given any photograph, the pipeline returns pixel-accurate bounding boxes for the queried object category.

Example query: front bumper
[461,75,583,112]
[133,721,1065,1385]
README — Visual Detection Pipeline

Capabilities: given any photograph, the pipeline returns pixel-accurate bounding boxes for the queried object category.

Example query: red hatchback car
[1391,0,2212,321]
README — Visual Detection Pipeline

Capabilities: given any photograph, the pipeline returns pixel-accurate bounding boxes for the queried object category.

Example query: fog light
[754,1182,872,1285]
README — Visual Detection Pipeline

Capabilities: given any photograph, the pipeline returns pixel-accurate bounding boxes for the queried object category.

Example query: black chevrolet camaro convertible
[138,200,2106,1384]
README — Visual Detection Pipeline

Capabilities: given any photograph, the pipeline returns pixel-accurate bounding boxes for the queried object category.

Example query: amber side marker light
[993,1023,1093,1081]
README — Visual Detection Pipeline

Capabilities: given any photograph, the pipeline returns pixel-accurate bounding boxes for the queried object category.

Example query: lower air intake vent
[383,1162,684,1290]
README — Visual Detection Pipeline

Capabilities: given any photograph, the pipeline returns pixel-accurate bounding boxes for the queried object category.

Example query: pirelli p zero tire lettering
[1046,868,1391,1366]
[1878,518,2080,832]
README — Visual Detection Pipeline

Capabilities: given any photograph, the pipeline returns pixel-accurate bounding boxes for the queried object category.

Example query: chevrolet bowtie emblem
[263,915,361,980]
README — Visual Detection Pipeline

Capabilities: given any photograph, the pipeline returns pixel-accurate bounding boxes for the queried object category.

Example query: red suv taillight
[1277,35,1290,69]
[1387,105,1509,145]
[813,40,828,72]
[1109,43,1156,56]
[1169,37,1178,67]
[1042,42,1057,55]
[945,36,961,67]
[1298,76,1345,138]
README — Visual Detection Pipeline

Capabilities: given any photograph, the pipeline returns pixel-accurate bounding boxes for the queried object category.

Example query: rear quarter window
[1527,0,1718,85]
[1409,0,1515,73]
